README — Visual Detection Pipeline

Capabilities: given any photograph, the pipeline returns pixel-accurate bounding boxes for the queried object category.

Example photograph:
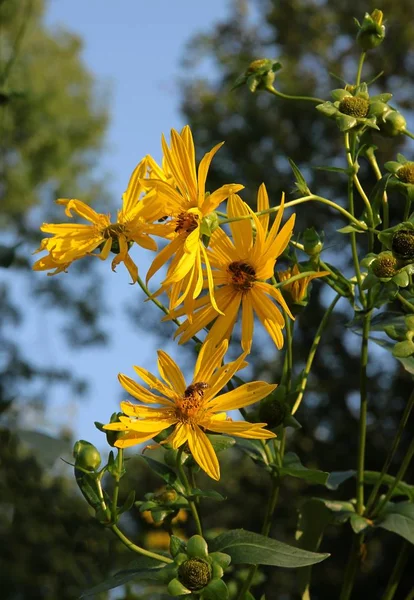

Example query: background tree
[176,0,414,598]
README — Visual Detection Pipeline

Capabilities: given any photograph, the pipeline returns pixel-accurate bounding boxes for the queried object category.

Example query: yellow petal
[132,366,179,400]
[187,424,220,481]
[241,294,254,352]
[204,350,248,402]
[120,401,170,419]
[209,381,277,411]
[146,236,182,283]
[194,339,228,383]
[257,183,270,232]
[228,194,253,255]
[197,142,224,205]
[206,420,276,439]
[164,422,189,449]
[157,350,187,395]
[122,158,148,214]
[118,373,173,405]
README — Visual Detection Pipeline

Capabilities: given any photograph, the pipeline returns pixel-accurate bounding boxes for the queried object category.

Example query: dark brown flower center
[178,558,211,591]
[175,212,199,234]
[338,96,370,118]
[228,261,256,292]
[103,223,127,239]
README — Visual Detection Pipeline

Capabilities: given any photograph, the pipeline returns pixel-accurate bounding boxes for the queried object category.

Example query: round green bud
[259,395,289,428]
[73,440,101,471]
[338,96,370,118]
[303,228,324,256]
[392,230,414,261]
[178,558,211,591]
[371,254,398,278]
[356,10,385,51]
[397,164,414,185]
[157,488,178,504]
[380,110,407,137]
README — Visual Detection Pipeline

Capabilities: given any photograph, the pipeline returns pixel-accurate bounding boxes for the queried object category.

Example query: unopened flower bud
[232,59,282,93]
[356,10,385,51]
[379,110,407,137]
[157,488,178,504]
[178,558,211,591]
[96,412,124,447]
[338,96,370,118]
[303,228,324,256]
[392,230,414,261]
[397,164,414,185]
[371,253,398,278]
[73,440,101,471]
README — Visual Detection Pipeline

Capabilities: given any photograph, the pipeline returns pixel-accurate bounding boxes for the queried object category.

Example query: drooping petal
[187,424,220,481]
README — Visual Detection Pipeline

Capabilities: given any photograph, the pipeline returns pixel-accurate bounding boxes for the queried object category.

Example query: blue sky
[34,0,232,446]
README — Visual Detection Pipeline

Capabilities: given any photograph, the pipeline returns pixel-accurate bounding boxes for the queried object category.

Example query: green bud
[178,558,211,591]
[156,488,178,504]
[356,10,385,51]
[303,228,324,256]
[232,58,282,93]
[96,412,124,447]
[187,535,209,559]
[338,96,370,118]
[405,315,414,331]
[397,164,414,185]
[258,386,289,428]
[392,230,414,261]
[371,253,398,278]
[73,440,101,471]
[393,339,414,358]
[379,110,407,137]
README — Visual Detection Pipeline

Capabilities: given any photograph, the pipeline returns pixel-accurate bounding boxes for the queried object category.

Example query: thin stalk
[218,194,367,231]
[176,448,203,536]
[403,197,412,222]
[397,292,414,313]
[284,313,293,392]
[365,389,414,514]
[355,52,366,86]
[339,534,365,600]
[402,129,414,141]
[274,270,333,291]
[136,274,203,345]
[292,294,341,415]
[373,436,414,517]
[265,85,324,104]
[356,311,371,515]
[366,150,389,232]
[381,541,410,600]
[236,475,281,600]
[111,448,123,521]
[111,524,173,563]
[404,588,414,600]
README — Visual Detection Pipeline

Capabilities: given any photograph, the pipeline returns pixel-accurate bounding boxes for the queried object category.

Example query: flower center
[338,96,370,118]
[175,383,209,422]
[228,261,256,292]
[175,212,199,234]
[397,164,414,185]
[178,558,211,591]
[101,223,130,254]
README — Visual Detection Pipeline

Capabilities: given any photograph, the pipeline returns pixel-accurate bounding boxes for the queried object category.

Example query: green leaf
[279,452,329,486]
[326,470,356,490]
[170,535,186,558]
[202,578,229,600]
[363,471,414,501]
[315,101,337,117]
[288,158,311,195]
[189,488,226,501]
[313,166,351,175]
[376,502,414,544]
[210,529,329,568]
[350,513,372,534]
[236,439,268,465]
[117,490,136,516]
[207,434,236,453]
[336,114,357,131]
[142,456,178,486]
[337,224,365,234]
[393,340,414,358]
[79,557,170,597]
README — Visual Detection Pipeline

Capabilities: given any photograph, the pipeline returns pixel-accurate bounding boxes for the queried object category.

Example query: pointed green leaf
[336,114,357,131]
[189,488,226,501]
[288,158,311,195]
[207,434,236,453]
[326,470,356,490]
[142,456,178,486]
[280,453,329,486]
[210,529,329,568]
[350,513,372,534]
[376,502,414,544]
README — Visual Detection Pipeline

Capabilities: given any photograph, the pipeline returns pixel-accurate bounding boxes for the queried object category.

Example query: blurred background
[1,0,413,598]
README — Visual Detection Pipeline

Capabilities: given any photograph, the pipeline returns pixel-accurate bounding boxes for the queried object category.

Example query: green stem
[403,196,412,221]
[218,194,367,231]
[404,587,414,600]
[111,524,173,563]
[136,274,203,345]
[176,448,203,536]
[265,85,324,104]
[291,294,341,415]
[339,534,364,600]
[366,150,389,232]
[402,129,414,141]
[355,52,366,86]
[111,448,123,521]
[356,310,371,515]
[373,436,414,517]
[365,389,414,515]
[396,292,414,313]
[381,541,410,600]
[285,313,293,392]
[236,475,282,600]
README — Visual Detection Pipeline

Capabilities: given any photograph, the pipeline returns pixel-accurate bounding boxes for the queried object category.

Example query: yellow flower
[164,185,296,351]
[103,341,276,481]
[144,125,244,317]
[144,530,172,550]
[33,157,165,282]
[278,264,330,304]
